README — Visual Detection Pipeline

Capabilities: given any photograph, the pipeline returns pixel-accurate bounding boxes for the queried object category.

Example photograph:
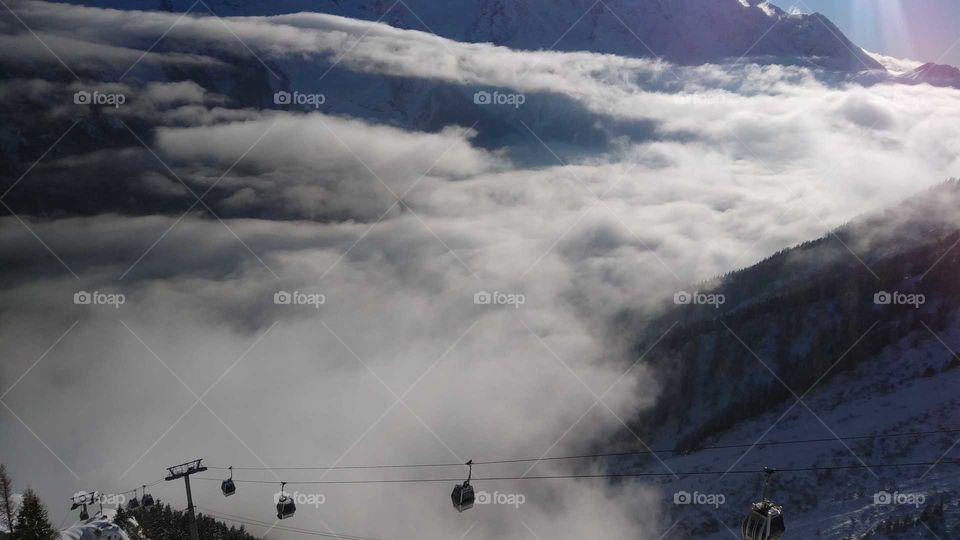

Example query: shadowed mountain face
[55,0,883,70]
[632,180,960,451]
[618,181,960,537]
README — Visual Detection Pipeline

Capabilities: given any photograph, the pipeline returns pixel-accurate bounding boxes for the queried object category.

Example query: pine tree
[0,465,15,533]
[118,503,256,540]
[12,489,57,540]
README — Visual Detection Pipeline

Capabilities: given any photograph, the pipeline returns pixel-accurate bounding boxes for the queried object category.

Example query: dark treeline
[116,503,256,540]
[0,464,257,540]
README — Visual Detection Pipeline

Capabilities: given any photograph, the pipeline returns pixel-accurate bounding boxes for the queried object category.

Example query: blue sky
[786,0,960,66]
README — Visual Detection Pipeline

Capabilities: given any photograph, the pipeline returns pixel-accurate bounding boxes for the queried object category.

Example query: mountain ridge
[615,181,960,537]
[53,0,884,70]
[900,62,960,88]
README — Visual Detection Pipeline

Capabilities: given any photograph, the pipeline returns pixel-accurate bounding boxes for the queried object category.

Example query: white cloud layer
[1,2,959,539]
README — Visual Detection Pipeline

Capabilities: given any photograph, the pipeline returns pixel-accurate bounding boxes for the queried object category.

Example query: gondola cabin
[222,467,236,497]
[451,460,475,513]
[741,500,785,540]
[276,482,296,520]
[276,495,296,519]
[451,482,474,513]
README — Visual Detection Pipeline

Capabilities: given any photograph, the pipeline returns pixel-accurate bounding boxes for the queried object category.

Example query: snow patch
[60,510,130,540]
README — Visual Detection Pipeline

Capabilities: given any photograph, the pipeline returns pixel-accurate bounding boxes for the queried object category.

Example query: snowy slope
[60,511,131,540]
[54,0,883,70]
[625,182,960,538]
[649,325,960,538]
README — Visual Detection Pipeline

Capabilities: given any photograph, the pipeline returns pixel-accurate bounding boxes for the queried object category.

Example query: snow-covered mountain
[623,181,960,538]
[56,0,883,70]
[900,62,960,89]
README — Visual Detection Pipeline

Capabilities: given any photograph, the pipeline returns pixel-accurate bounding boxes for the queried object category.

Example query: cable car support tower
[165,459,208,540]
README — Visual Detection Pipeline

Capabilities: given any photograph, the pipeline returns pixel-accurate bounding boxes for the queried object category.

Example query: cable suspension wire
[104,432,960,539]
[70,479,166,505]
[204,426,960,472]
[197,507,382,540]
[193,459,960,485]
[117,478,166,495]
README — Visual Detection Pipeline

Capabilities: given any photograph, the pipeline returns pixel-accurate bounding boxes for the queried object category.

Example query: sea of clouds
[1,1,959,538]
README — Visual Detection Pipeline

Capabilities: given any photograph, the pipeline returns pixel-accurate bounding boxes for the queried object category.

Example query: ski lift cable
[156,502,381,540]
[203,426,960,471]
[117,478,166,495]
[203,509,381,540]
[191,459,960,485]
[196,507,383,540]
